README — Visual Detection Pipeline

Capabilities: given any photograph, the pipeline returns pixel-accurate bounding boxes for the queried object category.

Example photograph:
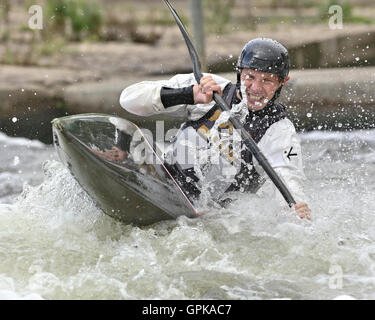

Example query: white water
[1,130,375,299]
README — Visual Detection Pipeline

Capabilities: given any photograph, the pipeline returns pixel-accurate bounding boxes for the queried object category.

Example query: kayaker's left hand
[294,202,311,220]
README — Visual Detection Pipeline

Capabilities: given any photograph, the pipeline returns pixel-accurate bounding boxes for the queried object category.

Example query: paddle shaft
[163,0,296,207]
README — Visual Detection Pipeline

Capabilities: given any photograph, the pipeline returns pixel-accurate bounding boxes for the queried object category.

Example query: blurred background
[1,0,375,142]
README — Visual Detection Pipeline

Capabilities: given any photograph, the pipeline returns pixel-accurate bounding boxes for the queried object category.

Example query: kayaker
[120,38,311,220]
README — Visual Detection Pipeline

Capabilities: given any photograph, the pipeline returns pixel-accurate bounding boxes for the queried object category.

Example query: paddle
[163,0,296,208]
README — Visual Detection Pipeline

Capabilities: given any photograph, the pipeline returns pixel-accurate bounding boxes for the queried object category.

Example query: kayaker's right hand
[193,75,222,104]
[294,202,311,220]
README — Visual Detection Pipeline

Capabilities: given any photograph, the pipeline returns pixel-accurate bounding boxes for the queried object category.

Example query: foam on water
[0,131,375,299]
[0,132,45,149]
[300,129,375,143]
[0,132,56,203]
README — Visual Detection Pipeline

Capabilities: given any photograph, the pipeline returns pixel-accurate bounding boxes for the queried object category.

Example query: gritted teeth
[248,94,262,101]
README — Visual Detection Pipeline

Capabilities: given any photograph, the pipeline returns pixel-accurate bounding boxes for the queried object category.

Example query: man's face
[240,68,285,111]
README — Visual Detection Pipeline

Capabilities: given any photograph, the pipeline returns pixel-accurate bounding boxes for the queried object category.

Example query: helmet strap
[236,69,241,84]
[265,84,283,108]
[236,69,242,97]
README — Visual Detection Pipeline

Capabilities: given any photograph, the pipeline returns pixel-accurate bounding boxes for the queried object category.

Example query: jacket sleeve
[119,73,230,118]
[254,118,307,204]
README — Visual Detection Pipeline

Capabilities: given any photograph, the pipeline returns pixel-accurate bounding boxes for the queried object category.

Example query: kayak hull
[52,114,198,225]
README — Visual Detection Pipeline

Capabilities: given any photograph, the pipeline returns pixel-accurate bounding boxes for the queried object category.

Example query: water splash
[1,131,375,299]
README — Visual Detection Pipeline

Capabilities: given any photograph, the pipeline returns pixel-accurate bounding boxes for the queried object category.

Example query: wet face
[240,68,284,111]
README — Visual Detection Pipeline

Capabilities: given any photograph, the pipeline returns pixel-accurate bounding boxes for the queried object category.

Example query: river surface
[0,129,375,300]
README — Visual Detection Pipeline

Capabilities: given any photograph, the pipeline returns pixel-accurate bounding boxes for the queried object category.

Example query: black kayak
[52,114,200,225]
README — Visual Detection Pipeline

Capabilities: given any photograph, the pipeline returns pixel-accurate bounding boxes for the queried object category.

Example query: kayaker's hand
[193,75,222,104]
[294,202,311,220]
[93,146,126,162]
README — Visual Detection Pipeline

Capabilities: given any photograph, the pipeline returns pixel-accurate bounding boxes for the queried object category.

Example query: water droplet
[13,156,20,166]
[12,117,18,123]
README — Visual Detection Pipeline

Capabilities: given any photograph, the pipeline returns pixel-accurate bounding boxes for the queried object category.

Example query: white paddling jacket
[120,73,307,205]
